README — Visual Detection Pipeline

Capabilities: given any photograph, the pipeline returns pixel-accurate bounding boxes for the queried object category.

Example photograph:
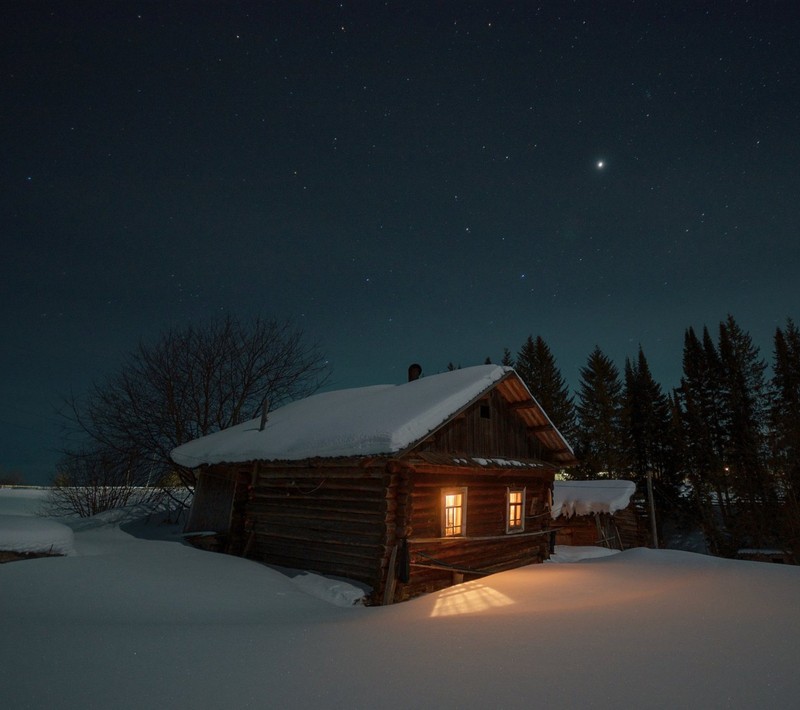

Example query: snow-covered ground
[2,488,799,709]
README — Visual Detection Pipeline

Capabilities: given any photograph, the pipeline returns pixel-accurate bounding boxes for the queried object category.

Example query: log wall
[394,469,553,601]
[194,460,557,604]
[238,463,397,597]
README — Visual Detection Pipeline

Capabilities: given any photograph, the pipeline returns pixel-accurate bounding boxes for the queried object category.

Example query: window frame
[506,487,526,534]
[441,487,468,537]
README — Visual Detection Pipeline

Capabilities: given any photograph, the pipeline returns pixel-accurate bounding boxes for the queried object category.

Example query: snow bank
[289,572,367,606]
[552,479,636,518]
[548,544,621,562]
[3,490,800,709]
[0,486,49,516]
[0,514,75,555]
[171,364,516,465]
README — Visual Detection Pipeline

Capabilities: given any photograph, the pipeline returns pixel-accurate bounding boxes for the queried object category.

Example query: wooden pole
[382,545,398,605]
[647,470,659,548]
[259,398,269,431]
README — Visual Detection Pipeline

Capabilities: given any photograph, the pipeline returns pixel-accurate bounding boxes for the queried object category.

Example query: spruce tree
[676,327,729,552]
[770,319,800,559]
[575,347,624,479]
[514,335,576,444]
[622,347,674,488]
[678,317,779,554]
[717,315,775,549]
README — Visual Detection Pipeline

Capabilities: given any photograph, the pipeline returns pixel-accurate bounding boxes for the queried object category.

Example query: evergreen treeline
[496,315,800,562]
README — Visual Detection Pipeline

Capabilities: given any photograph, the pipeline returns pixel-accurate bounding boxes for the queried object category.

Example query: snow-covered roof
[171,364,572,468]
[552,479,636,519]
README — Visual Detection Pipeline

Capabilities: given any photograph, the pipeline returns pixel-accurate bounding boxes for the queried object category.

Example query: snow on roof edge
[171,364,516,467]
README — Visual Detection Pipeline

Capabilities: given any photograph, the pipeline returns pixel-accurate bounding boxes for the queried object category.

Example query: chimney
[407,363,422,382]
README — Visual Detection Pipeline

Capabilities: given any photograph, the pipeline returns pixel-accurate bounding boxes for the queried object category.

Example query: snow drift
[2,488,799,709]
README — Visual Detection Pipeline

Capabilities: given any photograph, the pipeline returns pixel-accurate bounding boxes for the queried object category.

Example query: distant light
[596,160,605,169]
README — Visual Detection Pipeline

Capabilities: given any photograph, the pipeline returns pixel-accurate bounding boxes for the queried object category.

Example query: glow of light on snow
[429,580,515,617]
[2,488,800,708]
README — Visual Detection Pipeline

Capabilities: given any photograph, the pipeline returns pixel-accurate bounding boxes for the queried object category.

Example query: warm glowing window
[507,488,525,533]
[442,488,467,537]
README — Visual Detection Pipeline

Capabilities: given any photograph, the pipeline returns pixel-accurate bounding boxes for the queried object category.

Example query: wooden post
[259,399,269,431]
[382,545,398,605]
[647,470,659,548]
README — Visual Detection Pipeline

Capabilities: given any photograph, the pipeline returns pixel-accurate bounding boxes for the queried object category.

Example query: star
[596,160,605,169]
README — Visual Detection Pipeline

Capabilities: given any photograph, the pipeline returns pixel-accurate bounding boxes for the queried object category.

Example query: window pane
[444,491,464,536]
[508,489,524,531]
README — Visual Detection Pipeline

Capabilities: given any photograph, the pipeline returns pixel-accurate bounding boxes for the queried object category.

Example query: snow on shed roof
[552,479,636,519]
[172,364,554,467]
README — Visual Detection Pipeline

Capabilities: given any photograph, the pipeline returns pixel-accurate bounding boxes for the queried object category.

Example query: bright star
[596,160,605,169]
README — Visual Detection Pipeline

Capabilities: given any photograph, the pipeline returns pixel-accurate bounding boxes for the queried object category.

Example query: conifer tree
[676,326,730,553]
[717,314,775,549]
[622,347,674,488]
[575,347,624,479]
[514,335,576,444]
[678,317,779,554]
[770,319,800,558]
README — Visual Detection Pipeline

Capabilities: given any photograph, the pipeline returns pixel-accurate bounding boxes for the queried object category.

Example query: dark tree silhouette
[60,315,330,494]
[770,319,800,559]
[513,335,576,445]
[574,347,624,479]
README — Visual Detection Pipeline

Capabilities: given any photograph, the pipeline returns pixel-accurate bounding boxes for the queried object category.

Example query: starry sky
[3,1,799,484]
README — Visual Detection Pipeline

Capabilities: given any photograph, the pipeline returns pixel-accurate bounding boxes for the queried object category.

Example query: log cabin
[171,364,576,603]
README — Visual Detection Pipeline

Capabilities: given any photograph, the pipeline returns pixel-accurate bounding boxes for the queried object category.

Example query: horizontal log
[248,499,391,516]
[253,522,386,548]
[251,491,390,506]
[254,541,384,567]
[253,535,387,561]
[410,463,554,478]
[256,458,390,471]
[251,522,385,544]
[408,528,552,546]
[247,510,389,530]
[411,476,551,490]
[252,549,380,583]
[253,481,389,495]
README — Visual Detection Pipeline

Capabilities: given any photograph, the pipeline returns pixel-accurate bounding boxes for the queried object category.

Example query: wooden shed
[171,364,576,603]
[550,479,650,550]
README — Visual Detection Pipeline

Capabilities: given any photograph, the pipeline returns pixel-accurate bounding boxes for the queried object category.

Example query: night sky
[3,2,799,484]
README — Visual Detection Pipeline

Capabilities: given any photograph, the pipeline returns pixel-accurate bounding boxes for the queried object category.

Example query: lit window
[507,488,525,533]
[442,488,467,537]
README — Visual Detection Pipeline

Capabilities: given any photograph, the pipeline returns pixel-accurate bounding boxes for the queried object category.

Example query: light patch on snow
[429,579,515,616]
[552,479,636,519]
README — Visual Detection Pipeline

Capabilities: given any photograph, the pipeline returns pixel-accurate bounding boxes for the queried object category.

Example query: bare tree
[61,315,330,493]
[44,448,148,518]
